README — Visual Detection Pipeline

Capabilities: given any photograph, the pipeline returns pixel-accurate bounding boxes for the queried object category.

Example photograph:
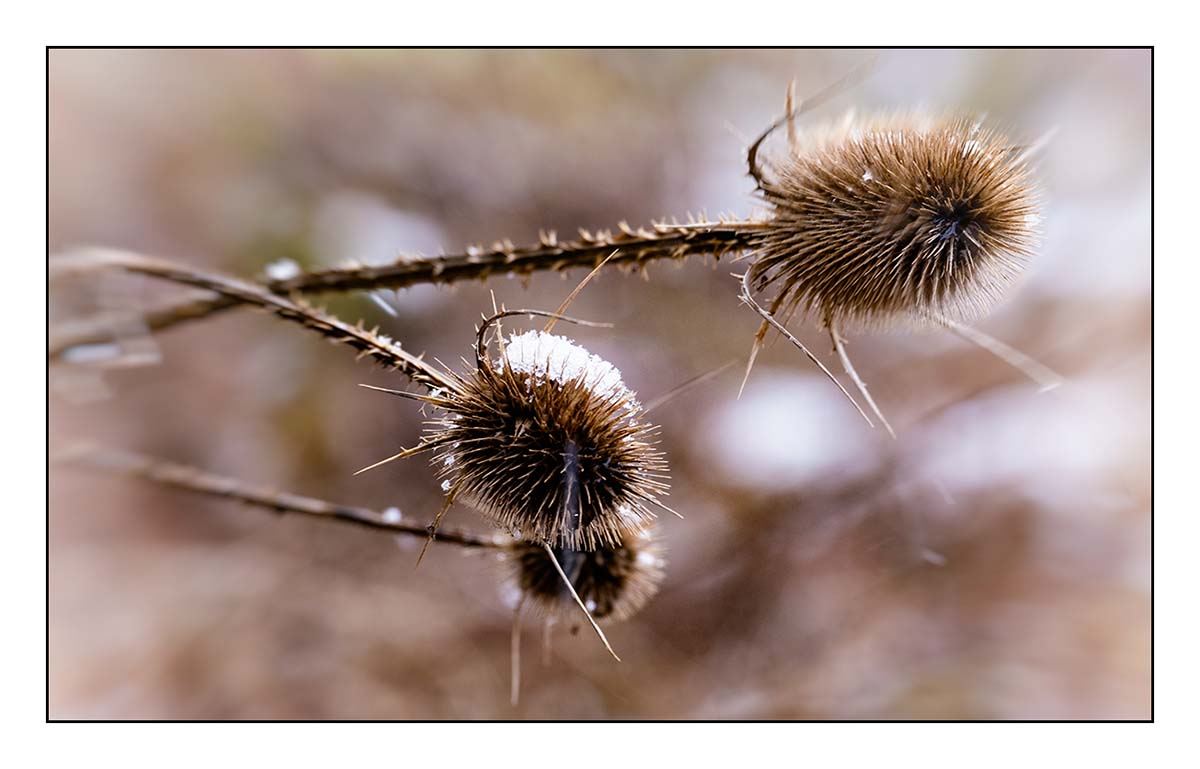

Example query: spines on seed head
[427,329,669,550]
[749,112,1040,331]
[507,524,666,624]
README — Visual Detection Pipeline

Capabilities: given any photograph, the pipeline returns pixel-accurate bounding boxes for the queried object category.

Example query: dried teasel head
[506,524,666,625]
[419,317,670,551]
[748,112,1041,331]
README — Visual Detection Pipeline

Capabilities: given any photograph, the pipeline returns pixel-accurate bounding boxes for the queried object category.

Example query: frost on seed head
[264,258,302,281]
[500,330,636,406]
[425,327,668,550]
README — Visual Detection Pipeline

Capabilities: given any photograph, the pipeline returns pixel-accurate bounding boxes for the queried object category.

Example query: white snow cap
[501,330,636,404]
[264,258,302,281]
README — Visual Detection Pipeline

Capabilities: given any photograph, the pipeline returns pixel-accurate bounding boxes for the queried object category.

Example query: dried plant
[508,525,666,626]
[747,113,1039,332]
[52,246,677,673]
[50,79,1067,710]
[51,84,1059,438]
[59,444,665,702]
[418,323,671,551]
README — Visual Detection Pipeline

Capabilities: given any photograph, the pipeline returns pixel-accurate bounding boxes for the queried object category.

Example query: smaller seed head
[507,524,666,624]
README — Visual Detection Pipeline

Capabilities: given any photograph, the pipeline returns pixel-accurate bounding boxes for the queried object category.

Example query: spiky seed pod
[426,329,669,550]
[507,524,666,624]
[749,114,1040,330]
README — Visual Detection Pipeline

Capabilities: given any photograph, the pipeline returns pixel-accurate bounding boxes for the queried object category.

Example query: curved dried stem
[59,444,502,551]
[747,60,876,189]
[828,317,897,439]
[474,308,613,377]
[50,222,763,360]
[739,270,875,429]
[50,249,459,394]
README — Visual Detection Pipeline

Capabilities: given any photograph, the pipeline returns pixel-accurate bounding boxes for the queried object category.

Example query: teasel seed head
[749,113,1040,330]
[426,325,670,551]
[506,524,666,624]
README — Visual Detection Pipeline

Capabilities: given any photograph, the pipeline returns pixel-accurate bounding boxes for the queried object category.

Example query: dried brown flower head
[507,524,666,624]
[421,325,670,551]
[748,113,1040,330]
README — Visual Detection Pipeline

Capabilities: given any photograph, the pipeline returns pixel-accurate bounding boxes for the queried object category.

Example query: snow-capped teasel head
[373,310,673,552]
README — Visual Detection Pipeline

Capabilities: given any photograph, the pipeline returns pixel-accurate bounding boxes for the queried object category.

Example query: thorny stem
[50,249,459,393]
[60,445,503,551]
[49,222,764,359]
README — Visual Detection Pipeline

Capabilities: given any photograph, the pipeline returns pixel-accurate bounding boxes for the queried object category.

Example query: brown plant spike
[747,113,1040,331]
[508,524,666,625]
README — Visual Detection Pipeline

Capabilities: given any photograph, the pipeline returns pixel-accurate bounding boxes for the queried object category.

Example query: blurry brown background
[48,49,1150,719]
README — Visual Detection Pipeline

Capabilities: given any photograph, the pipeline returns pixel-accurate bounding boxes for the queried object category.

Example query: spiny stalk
[50,248,459,394]
[49,220,764,359]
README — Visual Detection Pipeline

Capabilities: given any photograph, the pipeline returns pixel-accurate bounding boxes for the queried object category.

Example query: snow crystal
[500,330,635,404]
[381,507,403,524]
[264,258,301,281]
[440,479,452,492]
[61,343,122,364]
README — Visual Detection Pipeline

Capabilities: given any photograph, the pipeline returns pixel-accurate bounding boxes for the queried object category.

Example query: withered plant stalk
[61,445,502,550]
[48,222,762,359]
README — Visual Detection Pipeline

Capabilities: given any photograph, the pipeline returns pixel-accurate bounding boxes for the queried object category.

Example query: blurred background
[48,49,1150,719]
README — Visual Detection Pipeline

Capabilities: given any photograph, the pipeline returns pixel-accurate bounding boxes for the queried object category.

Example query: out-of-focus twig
[49,290,238,359]
[59,444,503,551]
[50,249,460,393]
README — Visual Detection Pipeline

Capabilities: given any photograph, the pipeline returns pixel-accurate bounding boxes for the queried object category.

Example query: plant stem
[60,444,502,551]
[49,221,763,360]
[50,249,459,392]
